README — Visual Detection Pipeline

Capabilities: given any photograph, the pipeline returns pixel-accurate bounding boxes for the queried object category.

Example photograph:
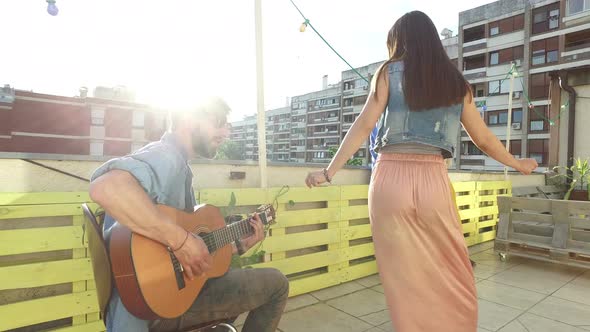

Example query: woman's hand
[514,158,538,175]
[305,170,328,188]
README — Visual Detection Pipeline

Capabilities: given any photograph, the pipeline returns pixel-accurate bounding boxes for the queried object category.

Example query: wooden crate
[0,193,105,332]
[496,196,590,268]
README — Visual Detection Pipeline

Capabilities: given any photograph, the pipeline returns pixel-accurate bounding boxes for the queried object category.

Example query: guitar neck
[200,216,255,253]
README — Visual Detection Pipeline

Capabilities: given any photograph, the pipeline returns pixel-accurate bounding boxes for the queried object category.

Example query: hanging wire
[288,0,369,83]
[287,0,570,124]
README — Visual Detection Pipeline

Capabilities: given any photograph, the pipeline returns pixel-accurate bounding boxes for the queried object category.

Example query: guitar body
[109,204,232,320]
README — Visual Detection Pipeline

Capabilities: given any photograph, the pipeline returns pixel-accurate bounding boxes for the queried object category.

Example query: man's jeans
[107,268,289,332]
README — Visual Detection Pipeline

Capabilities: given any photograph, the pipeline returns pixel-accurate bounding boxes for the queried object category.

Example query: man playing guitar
[89,97,289,332]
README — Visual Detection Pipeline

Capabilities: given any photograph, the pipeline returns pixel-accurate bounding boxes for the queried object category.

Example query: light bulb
[47,0,58,16]
[512,71,518,77]
[300,22,307,32]
[561,104,566,109]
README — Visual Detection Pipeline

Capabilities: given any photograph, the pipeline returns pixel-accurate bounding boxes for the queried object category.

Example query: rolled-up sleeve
[91,156,158,201]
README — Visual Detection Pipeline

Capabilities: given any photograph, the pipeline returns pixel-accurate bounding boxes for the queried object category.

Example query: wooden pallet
[0,193,105,332]
[495,241,590,269]
[496,196,590,269]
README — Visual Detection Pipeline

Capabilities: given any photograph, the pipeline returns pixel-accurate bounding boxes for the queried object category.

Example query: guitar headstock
[256,204,276,226]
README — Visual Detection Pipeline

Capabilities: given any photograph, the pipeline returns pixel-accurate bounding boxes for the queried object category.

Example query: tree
[327,147,364,166]
[215,141,244,160]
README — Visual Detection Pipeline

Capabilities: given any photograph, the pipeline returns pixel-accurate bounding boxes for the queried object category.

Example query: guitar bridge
[168,251,186,290]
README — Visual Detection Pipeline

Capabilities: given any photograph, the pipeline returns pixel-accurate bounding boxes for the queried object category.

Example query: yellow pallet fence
[199,181,511,297]
[0,180,510,330]
[0,192,104,332]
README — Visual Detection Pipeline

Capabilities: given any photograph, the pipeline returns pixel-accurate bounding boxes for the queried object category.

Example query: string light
[46,0,58,16]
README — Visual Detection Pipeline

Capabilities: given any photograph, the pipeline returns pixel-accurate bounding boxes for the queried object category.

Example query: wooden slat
[477,181,511,191]
[263,229,340,253]
[512,212,554,223]
[199,188,268,206]
[571,218,590,230]
[273,186,340,203]
[49,320,105,332]
[455,195,476,206]
[0,226,85,256]
[253,250,341,276]
[344,261,378,281]
[340,185,369,200]
[0,204,88,220]
[509,232,553,245]
[0,291,99,331]
[459,208,482,220]
[462,222,477,234]
[342,224,372,241]
[347,243,375,261]
[0,258,93,291]
[272,208,340,228]
[452,181,476,192]
[510,197,552,211]
[479,206,499,216]
[0,192,92,206]
[340,205,369,220]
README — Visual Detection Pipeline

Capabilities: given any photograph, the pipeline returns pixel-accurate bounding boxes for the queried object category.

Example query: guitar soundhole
[169,251,186,290]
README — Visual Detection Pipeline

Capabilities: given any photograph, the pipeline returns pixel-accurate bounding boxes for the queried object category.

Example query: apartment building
[229,115,257,160]
[0,85,166,156]
[266,106,291,162]
[458,0,590,171]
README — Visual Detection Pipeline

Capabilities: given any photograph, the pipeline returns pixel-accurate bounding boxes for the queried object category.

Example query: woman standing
[305,11,537,332]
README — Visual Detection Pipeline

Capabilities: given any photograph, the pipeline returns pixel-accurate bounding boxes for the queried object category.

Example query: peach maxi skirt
[369,153,477,332]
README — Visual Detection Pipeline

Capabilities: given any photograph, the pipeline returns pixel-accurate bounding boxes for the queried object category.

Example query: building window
[513,109,523,123]
[489,14,524,37]
[471,83,485,97]
[529,106,549,132]
[500,140,523,158]
[489,46,523,66]
[486,108,522,125]
[464,25,485,43]
[528,139,549,166]
[91,109,105,125]
[530,73,551,99]
[488,79,515,95]
[490,52,499,65]
[461,141,483,155]
[568,0,590,15]
[464,54,486,70]
[531,37,559,66]
[533,3,560,35]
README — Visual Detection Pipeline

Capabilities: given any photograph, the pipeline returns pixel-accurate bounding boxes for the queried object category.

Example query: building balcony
[462,38,487,53]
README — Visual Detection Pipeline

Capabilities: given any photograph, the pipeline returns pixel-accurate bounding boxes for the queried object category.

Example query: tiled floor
[233,242,590,332]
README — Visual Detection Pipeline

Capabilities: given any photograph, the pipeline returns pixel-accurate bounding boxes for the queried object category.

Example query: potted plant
[551,157,590,201]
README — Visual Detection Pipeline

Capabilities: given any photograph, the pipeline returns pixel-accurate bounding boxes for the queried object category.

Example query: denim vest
[373,61,463,159]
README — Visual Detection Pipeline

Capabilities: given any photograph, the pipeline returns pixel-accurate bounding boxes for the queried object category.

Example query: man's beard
[191,130,217,159]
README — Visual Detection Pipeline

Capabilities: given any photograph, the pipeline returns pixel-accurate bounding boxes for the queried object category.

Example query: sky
[3,0,494,121]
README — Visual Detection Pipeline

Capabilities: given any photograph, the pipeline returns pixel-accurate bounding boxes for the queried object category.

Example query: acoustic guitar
[107,203,276,320]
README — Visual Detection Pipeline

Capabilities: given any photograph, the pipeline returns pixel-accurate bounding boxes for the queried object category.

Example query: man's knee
[263,268,289,301]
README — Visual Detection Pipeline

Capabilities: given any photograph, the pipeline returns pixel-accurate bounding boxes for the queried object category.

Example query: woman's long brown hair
[374,11,472,110]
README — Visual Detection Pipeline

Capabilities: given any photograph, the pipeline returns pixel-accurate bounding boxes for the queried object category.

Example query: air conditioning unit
[513,91,521,99]
[512,122,521,130]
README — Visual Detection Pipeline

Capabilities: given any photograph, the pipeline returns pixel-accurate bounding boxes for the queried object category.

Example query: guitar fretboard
[200,217,254,253]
